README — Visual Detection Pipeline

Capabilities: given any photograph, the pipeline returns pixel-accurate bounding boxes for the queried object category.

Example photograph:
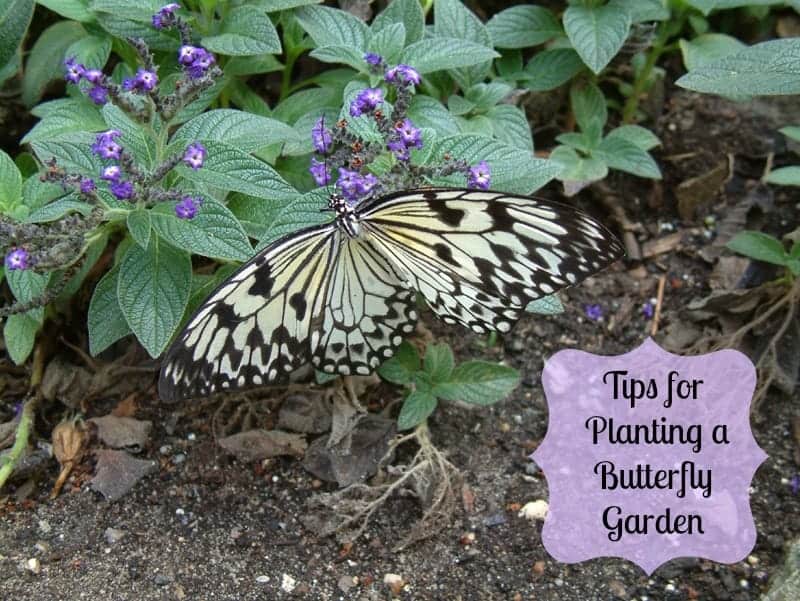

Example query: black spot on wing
[435,204,465,227]
[289,292,307,320]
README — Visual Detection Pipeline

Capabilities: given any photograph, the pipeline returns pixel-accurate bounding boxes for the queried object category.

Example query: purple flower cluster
[175,195,202,220]
[387,118,423,161]
[337,168,378,203]
[183,142,207,170]
[91,130,123,161]
[64,57,109,106]
[178,45,216,79]
[123,68,159,94]
[152,3,180,29]
[385,64,421,86]
[584,303,604,321]
[88,130,133,200]
[5,248,30,271]
[309,158,331,186]
[312,117,332,154]
[467,161,491,190]
[349,88,384,117]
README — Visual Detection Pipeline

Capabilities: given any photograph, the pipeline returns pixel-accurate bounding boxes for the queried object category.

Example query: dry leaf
[51,417,88,498]
[89,415,152,452]
[218,430,307,461]
[90,449,157,501]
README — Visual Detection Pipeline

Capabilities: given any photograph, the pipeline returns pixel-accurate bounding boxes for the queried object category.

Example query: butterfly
[158,188,624,400]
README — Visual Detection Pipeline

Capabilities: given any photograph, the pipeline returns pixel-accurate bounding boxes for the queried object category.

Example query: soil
[1,33,800,601]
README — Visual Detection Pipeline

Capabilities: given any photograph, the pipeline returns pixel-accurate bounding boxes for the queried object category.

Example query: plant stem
[0,396,37,491]
[280,48,301,102]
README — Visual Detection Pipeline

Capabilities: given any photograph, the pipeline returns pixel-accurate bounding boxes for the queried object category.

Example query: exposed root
[306,422,462,550]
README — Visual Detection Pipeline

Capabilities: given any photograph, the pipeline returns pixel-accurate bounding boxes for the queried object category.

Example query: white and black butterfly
[158,188,624,400]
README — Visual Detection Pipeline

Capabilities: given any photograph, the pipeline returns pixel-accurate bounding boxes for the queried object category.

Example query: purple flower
[364,52,382,66]
[80,178,96,194]
[359,173,378,196]
[467,160,491,190]
[186,48,215,79]
[110,180,134,201]
[64,57,85,84]
[394,118,423,149]
[311,117,332,154]
[584,304,603,321]
[178,45,197,65]
[175,195,201,219]
[642,301,655,319]
[385,64,420,86]
[124,69,158,93]
[84,69,104,84]
[91,130,123,160]
[349,88,384,117]
[152,3,180,29]
[387,137,409,161]
[5,248,29,271]
[101,165,122,183]
[183,142,207,170]
[337,167,362,202]
[88,85,109,105]
[309,158,331,186]
[791,474,800,495]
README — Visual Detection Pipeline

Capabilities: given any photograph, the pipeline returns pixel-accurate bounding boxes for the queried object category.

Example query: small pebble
[554,578,563,587]
[383,573,404,594]
[37,520,51,534]
[172,453,186,464]
[337,575,355,592]
[746,555,759,566]
[159,445,172,455]
[281,574,297,593]
[104,528,125,545]
[483,513,507,528]
[739,579,749,589]
[665,583,676,592]
[255,575,269,584]
[154,574,170,586]
[518,500,548,521]
[524,462,541,476]
[187,433,196,441]
[25,558,40,574]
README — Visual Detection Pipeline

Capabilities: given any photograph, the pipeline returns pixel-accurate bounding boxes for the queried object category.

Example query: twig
[651,274,667,336]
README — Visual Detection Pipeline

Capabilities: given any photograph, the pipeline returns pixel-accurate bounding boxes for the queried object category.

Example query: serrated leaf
[487,105,533,152]
[0,0,34,68]
[614,0,669,22]
[25,196,93,223]
[117,237,191,357]
[36,0,92,21]
[457,114,493,137]
[427,135,559,194]
[65,34,111,71]
[765,166,800,186]
[22,98,105,144]
[372,0,424,45]
[605,124,661,151]
[679,33,746,72]
[150,200,253,261]
[202,6,281,56]
[0,148,21,207]
[434,0,493,88]
[258,188,331,248]
[563,1,632,74]
[465,82,513,110]
[571,80,608,133]
[92,10,178,52]
[677,38,800,97]
[252,0,321,9]
[448,95,475,116]
[30,131,104,177]
[550,145,609,184]
[127,209,151,249]
[176,140,297,202]
[487,5,561,49]
[400,37,499,74]
[685,0,783,16]
[21,20,85,106]
[294,5,368,51]
[7,268,48,325]
[397,390,437,430]
[423,343,454,384]
[171,109,295,154]
[4,313,38,364]
[407,95,460,135]
[433,361,519,406]
[367,22,405,64]
[726,231,789,265]
[88,266,132,356]
[378,340,420,386]
[309,44,366,71]
[596,136,661,179]
[102,104,157,168]
[522,48,585,92]
[526,294,564,315]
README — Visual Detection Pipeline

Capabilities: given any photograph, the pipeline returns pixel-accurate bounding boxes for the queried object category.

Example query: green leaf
[679,33,746,72]
[7,268,48,325]
[677,38,800,97]
[21,20,84,106]
[427,135,559,194]
[779,126,800,143]
[91,2,178,53]
[486,5,561,49]
[176,140,297,202]
[0,0,34,69]
[765,166,800,186]
[614,0,669,22]
[22,98,105,144]
[225,54,283,76]
[423,343,454,384]
[407,95,460,135]
[563,0,632,74]
[338,81,387,144]
[522,49,585,92]
[151,200,253,261]
[465,82,513,110]
[434,0,493,88]
[171,109,295,154]
[25,196,93,223]
[377,340,420,386]
[30,132,104,177]
[309,44,366,71]
[605,124,661,151]
[102,103,157,168]
[0,148,22,208]
[726,231,788,265]
[367,22,405,64]
[571,80,608,133]
[448,95,476,116]
[58,230,107,301]
[294,5,368,51]
[433,361,520,406]
[526,294,564,315]
[65,34,111,71]
[258,187,331,248]
[127,209,151,249]
[202,6,281,56]
[88,266,132,356]
[550,145,609,184]
[372,0,424,45]
[486,105,533,152]
[35,0,92,21]
[685,0,783,16]
[4,313,39,364]
[117,237,191,357]
[252,0,321,10]
[397,390,438,430]
[400,37,500,74]
[596,136,662,179]
[184,263,238,319]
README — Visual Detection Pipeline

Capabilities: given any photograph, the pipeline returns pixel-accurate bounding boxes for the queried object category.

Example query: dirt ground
[1,80,799,601]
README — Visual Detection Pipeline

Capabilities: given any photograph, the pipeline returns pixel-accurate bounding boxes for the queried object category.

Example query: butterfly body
[159,188,623,401]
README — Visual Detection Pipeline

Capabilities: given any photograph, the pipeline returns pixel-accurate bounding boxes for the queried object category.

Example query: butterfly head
[328,192,361,237]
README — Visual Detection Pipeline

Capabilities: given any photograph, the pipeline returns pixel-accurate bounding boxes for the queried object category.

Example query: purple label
[532,338,767,574]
